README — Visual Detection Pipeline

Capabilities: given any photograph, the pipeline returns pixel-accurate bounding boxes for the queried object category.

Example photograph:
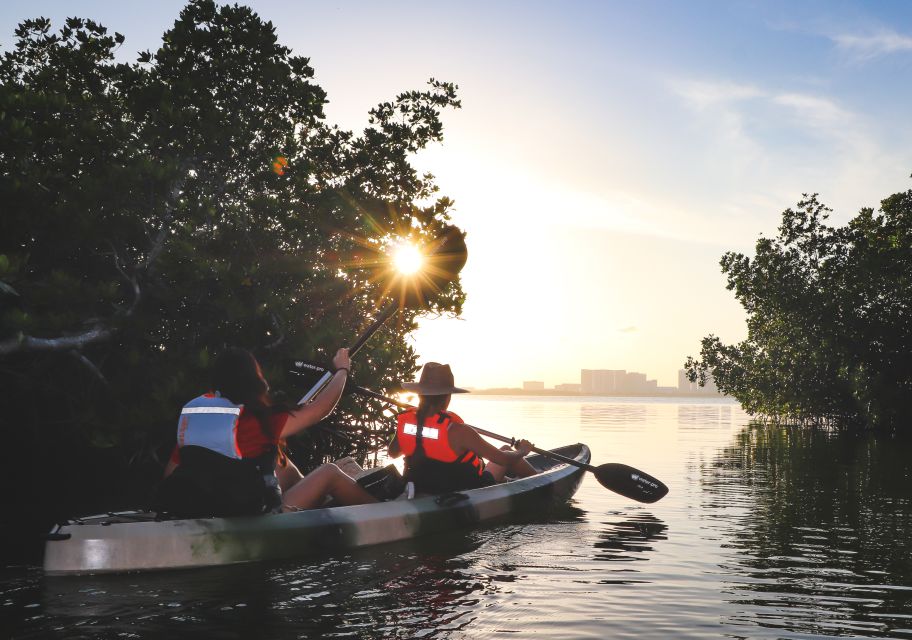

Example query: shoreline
[467,388,732,399]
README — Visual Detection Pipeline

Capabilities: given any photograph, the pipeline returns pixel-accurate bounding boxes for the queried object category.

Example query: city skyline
[472,367,721,397]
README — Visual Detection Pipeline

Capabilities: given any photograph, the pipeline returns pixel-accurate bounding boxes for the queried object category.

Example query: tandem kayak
[44,444,590,575]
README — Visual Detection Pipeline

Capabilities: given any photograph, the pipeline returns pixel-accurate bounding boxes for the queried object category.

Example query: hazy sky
[3,1,911,388]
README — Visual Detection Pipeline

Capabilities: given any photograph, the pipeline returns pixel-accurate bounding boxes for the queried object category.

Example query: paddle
[297,226,467,405]
[466,424,669,504]
[288,363,670,504]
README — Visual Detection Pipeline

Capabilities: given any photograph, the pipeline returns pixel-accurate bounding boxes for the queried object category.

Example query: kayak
[44,444,590,575]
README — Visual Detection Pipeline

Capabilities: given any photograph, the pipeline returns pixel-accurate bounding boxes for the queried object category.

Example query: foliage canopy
[686,185,912,431]
[0,0,464,509]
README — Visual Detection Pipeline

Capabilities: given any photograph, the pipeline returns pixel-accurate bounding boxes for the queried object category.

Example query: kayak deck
[45,444,590,575]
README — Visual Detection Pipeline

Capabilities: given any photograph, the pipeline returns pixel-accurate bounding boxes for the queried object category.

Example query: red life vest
[396,409,485,477]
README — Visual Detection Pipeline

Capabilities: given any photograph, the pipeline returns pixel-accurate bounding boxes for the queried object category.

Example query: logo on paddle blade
[630,473,659,490]
[294,361,323,372]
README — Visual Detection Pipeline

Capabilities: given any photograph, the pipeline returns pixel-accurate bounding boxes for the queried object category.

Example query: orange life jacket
[396,409,485,477]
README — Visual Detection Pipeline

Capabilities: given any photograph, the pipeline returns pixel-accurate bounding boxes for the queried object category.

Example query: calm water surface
[3,396,912,639]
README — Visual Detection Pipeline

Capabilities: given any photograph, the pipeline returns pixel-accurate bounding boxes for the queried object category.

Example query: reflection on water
[705,424,912,638]
[580,402,648,427]
[6,507,614,639]
[677,404,732,430]
[6,397,912,639]
[11,533,492,639]
[593,512,668,568]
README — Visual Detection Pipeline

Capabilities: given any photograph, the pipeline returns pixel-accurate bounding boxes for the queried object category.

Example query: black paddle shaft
[349,304,399,356]
[297,305,398,404]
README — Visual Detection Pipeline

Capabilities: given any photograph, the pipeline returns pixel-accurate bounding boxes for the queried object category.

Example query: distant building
[581,369,656,395]
[624,372,647,394]
[554,383,581,393]
[677,369,719,395]
[678,369,690,391]
[581,369,625,394]
[523,381,545,391]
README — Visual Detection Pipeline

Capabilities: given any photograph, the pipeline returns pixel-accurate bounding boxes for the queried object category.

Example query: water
[3,396,912,639]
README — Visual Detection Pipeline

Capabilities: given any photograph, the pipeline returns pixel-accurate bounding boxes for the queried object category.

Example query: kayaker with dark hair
[158,347,377,517]
[388,362,538,494]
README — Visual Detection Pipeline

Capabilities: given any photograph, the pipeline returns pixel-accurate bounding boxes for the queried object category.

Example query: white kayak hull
[45,444,590,575]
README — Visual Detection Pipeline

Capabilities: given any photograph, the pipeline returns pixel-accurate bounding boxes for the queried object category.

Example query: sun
[392,243,424,275]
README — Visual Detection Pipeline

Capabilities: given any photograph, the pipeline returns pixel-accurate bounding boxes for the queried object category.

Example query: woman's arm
[449,423,532,465]
[281,348,350,439]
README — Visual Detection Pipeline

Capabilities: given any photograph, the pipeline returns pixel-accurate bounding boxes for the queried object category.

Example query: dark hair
[213,348,269,406]
[416,394,449,428]
[212,348,281,442]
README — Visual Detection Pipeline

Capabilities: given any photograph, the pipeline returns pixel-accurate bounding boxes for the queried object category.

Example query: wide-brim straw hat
[401,362,469,395]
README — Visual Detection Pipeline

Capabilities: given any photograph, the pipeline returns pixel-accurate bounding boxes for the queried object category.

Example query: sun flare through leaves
[392,243,424,275]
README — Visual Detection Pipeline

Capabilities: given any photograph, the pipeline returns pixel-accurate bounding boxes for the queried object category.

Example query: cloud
[670,78,768,165]
[672,79,764,110]
[673,78,849,122]
[771,93,851,128]
[832,30,912,60]
[664,74,904,236]
[672,77,856,137]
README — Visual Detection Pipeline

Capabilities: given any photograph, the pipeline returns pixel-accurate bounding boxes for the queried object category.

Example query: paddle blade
[594,463,669,503]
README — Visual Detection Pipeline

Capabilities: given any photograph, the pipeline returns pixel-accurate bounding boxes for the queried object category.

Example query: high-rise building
[581,369,626,394]
[578,368,724,396]
[677,369,719,395]
[678,369,690,391]
[581,369,656,395]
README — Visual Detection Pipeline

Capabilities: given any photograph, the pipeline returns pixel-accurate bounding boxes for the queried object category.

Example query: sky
[3,1,911,388]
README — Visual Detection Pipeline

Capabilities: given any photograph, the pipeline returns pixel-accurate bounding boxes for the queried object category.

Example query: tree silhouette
[0,1,464,521]
[686,186,912,430]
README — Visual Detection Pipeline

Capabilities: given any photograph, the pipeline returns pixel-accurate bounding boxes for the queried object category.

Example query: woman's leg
[281,463,378,511]
[485,446,538,483]
[275,457,304,493]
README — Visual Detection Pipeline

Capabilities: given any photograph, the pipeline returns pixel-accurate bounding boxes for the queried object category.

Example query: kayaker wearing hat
[158,347,377,517]
[388,362,538,494]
